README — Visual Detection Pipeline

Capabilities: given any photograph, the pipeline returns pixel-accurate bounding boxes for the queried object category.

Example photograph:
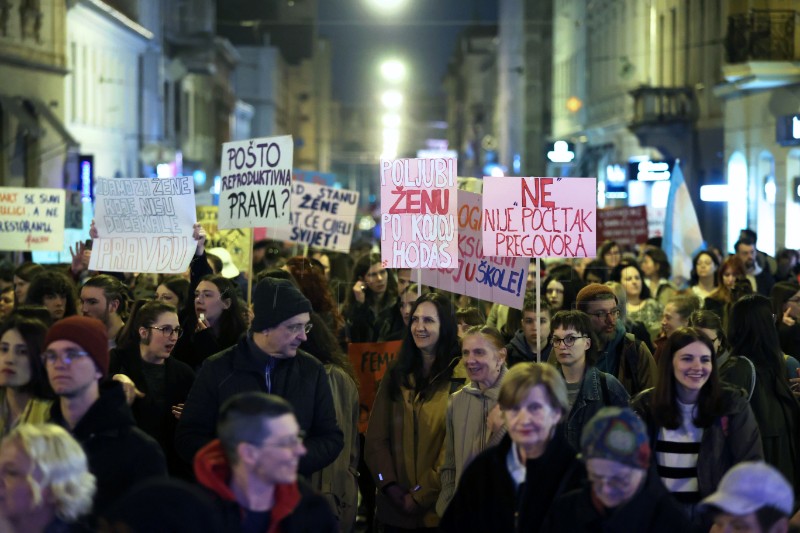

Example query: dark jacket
[50,381,167,516]
[171,252,243,370]
[175,336,344,476]
[541,465,692,533]
[109,346,195,477]
[194,439,337,533]
[720,360,800,492]
[506,330,552,367]
[562,366,630,450]
[779,322,800,361]
[440,430,585,533]
[375,298,405,342]
[631,386,764,497]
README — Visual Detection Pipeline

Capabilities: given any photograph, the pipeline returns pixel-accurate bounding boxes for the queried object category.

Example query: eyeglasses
[258,431,306,450]
[586,309,620,320]
[41,349,90,365]
[587,470,634,491]
[551,335,588,347]
[148,325,184,338]
[285,323,313,335]
[365,269,388,280]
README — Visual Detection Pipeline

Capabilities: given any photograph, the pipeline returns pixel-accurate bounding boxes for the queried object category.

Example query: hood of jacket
[194,439,302,527]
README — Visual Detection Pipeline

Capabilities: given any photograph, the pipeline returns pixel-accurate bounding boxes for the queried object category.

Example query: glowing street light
[380,90,403,109]
[382,127,400,159]
[380,59,407,83]
[366,0,406,13]
[382,113,401,128]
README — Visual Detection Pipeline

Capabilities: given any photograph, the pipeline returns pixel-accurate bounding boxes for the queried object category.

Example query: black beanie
[251,278,312,331]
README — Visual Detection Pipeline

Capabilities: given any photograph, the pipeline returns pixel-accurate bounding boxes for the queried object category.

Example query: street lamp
[380,59,407,83]
[381,90,403,109]
[382,113,401,128]
[366,0,406,12]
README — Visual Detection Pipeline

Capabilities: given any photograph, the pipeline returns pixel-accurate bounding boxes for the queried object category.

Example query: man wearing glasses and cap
[573,284,657,396]
[43,315,167,517]
[176,277,343,477]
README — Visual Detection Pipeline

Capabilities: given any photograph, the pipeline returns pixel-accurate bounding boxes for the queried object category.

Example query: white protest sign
[0,187,65,251]
[421,191,530,309]
[219,135,293,229]
[271,181,359,252]
[380,157,458,268]
[89,177,196,273]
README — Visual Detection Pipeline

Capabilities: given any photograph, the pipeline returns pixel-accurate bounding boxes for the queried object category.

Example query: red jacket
[194,439,336,533]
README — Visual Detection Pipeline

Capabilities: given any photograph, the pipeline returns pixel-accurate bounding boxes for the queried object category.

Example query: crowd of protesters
[0,226,799,532]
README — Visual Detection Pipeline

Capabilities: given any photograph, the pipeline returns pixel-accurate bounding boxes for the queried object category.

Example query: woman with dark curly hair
[284,256,345,338]
[25,270,78,321]
[343,253,397,342]
[640,247,677,306]
[171,274,246,370]
[365,292,465,530]
[689,251,719,302]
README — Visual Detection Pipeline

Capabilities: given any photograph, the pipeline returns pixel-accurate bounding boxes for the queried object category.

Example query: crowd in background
[0,225,799,532]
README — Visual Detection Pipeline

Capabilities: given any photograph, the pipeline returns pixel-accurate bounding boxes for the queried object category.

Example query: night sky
[318,0,498,105]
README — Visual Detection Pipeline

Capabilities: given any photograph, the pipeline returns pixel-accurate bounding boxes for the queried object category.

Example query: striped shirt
[656,401,703,504]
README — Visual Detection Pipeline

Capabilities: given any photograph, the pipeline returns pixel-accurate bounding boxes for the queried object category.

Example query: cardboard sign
[0,187,65,251]
[422,191,529,309]
[482,176,597,258]
[196,206,252,273]
[380,157,458,268]
[270,181,359,252]
[219,135,293,229]
[597,206,648,250]
[89,177,196,273]
[347,340,402,433]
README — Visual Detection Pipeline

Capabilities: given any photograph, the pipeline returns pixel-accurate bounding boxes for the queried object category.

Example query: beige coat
[364,361,465,529]
[436,365,507,516]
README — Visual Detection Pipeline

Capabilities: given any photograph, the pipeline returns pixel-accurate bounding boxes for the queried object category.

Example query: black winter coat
[541,466,692,533]
[440,429,584,533]
[175,336,344,476]
[109,346,195,477]
[50,382,167,516]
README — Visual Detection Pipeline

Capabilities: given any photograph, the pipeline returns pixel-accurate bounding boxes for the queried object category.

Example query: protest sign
[196,206,252,272]
[482,177,597,258]
[347,340,402,433]
[421,191,529,309]
[597,205,648,250]
[0,187,65,251]
[89,177,196,273]
[380,157,458,268]
[219,135,293,229]
[270,181,359,252]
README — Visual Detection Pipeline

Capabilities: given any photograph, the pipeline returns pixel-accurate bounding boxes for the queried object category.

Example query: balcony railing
[628,86,698,127]
[726,10,798,63]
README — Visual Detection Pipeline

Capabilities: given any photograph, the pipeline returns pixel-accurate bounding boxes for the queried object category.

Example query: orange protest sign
[347,340,402,433]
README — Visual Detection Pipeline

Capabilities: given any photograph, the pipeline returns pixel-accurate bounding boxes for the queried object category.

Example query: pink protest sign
[379,157,458,268]
[421,191,530,308]
[482,176,597,258]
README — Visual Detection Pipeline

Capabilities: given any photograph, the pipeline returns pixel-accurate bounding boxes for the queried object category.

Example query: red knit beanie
[44,316,109,377]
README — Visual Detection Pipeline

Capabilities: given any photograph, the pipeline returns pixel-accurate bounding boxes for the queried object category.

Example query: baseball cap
[700,461,794,516]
